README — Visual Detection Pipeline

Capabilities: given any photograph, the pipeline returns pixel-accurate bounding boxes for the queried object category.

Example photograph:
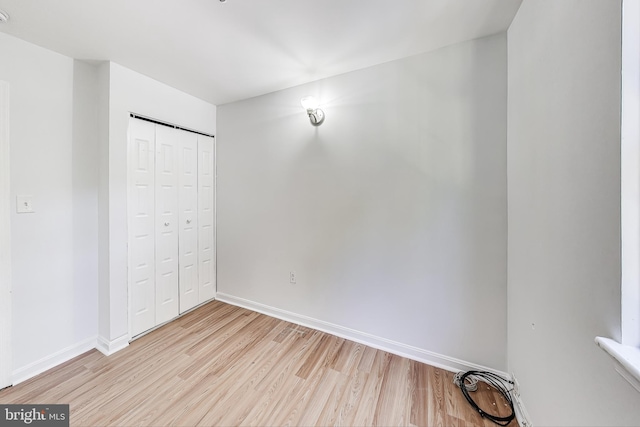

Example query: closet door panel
[155,126,180,324]
[129,119,156,337]
[198,135,216,302]
[179,131,199,313]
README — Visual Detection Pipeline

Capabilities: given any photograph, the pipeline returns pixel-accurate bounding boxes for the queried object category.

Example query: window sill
[595,336,640,392]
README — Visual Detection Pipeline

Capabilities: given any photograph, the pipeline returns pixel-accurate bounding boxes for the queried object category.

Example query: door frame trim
[0,81,12,388]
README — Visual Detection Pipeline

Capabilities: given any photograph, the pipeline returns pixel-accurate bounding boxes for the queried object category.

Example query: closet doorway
[128,116,215,338]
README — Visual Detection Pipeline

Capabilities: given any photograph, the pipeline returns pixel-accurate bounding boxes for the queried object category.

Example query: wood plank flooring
[0,301,517,426]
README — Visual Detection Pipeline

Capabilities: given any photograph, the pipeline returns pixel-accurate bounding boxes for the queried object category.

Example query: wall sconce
[300,96,325,126]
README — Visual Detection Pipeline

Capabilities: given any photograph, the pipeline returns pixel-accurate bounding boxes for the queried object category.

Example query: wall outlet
[289,271,296,284]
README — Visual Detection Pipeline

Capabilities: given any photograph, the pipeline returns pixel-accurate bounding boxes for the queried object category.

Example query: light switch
[16,195,34,213]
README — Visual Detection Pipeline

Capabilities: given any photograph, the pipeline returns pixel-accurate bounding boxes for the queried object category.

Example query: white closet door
[129,119,156,337]
[178,131,199,313]
[155,126,180,324]
[198,135,216,302]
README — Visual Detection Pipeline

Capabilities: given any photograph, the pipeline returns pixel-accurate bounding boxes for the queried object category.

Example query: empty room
[1,0,640,426]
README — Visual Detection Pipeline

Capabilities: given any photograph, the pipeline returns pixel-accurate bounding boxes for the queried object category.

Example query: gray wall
[218,34,508,370]
[507,1,640,424]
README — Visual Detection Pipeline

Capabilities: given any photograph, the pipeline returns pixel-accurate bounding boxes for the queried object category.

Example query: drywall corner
[97,61,111,341]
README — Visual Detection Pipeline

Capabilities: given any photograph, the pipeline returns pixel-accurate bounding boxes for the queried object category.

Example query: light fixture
[0,10,9,23]
[300,96,325,126]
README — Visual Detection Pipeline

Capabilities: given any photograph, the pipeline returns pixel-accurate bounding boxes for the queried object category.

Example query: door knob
[164,222,170,227]
[186,219,192,224]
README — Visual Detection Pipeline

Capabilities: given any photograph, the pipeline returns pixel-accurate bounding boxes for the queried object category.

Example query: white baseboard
[96,334,129,356]
[12,336,97,385]
[509,373,533,427]
[216,293,508,376]
[216,294,532,424]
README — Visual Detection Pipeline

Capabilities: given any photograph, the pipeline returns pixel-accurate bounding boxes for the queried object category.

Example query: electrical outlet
[289,271,296,284]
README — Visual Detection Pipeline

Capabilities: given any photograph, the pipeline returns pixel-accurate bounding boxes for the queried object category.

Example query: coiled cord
[453,370,516,426]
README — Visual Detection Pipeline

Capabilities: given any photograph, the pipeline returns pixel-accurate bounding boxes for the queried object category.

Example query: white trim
[216,294,530,422]
[96,334,129,356]
[0,81,11,389]
[621,0,640,348]
[212,136,218,299]
[11,337,97,385]
[216,292,508,376]
[509,374,533,427]
[596,336,640,393]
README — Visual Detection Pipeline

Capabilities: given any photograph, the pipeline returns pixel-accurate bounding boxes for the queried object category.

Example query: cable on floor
[453,370,516,426]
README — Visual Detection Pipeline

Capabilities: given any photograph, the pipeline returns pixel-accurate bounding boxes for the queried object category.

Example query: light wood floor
[0,301,517,426]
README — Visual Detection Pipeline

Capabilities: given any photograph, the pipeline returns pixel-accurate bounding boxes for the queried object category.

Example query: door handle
[186,219,192,224]
[164,222,170,227]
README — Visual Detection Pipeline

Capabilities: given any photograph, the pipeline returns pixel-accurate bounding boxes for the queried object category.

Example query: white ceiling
[0,0,522,105]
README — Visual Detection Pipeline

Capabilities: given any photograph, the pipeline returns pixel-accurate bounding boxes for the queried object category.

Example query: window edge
[596,336,640,392]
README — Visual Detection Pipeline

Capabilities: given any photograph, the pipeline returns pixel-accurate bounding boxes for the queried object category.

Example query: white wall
[507,1,640,425]
[0,30,217,373]
[99,62,217,346]
[72,60,100,353]
[217,34,508,370]
[97,63,111,342]
[0,32,98,376]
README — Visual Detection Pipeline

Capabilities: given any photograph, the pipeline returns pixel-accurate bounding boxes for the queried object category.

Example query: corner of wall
[97,61,112,341]
[96,334,129,357]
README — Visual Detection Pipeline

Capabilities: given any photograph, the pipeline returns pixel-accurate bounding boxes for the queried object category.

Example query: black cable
[456,370,516,426]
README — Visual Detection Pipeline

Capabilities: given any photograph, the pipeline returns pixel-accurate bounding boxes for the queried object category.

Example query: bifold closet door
[129,119,157,336]
[178,131,199,313]
[198,135,216,302]
[154,126,180,324]
[129,118,215,337]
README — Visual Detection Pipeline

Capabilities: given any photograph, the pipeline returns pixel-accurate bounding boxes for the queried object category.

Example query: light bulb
[300,96,319,112]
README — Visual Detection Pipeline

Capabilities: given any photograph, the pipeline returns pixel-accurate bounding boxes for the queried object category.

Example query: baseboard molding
[510,373,533,427]
[12,336,97,385]
[96,334,129,356]
[216,293,508,376]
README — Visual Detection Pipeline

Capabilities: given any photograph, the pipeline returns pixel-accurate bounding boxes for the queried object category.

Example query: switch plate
[289,271,296,284]
[16,195,34,213]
